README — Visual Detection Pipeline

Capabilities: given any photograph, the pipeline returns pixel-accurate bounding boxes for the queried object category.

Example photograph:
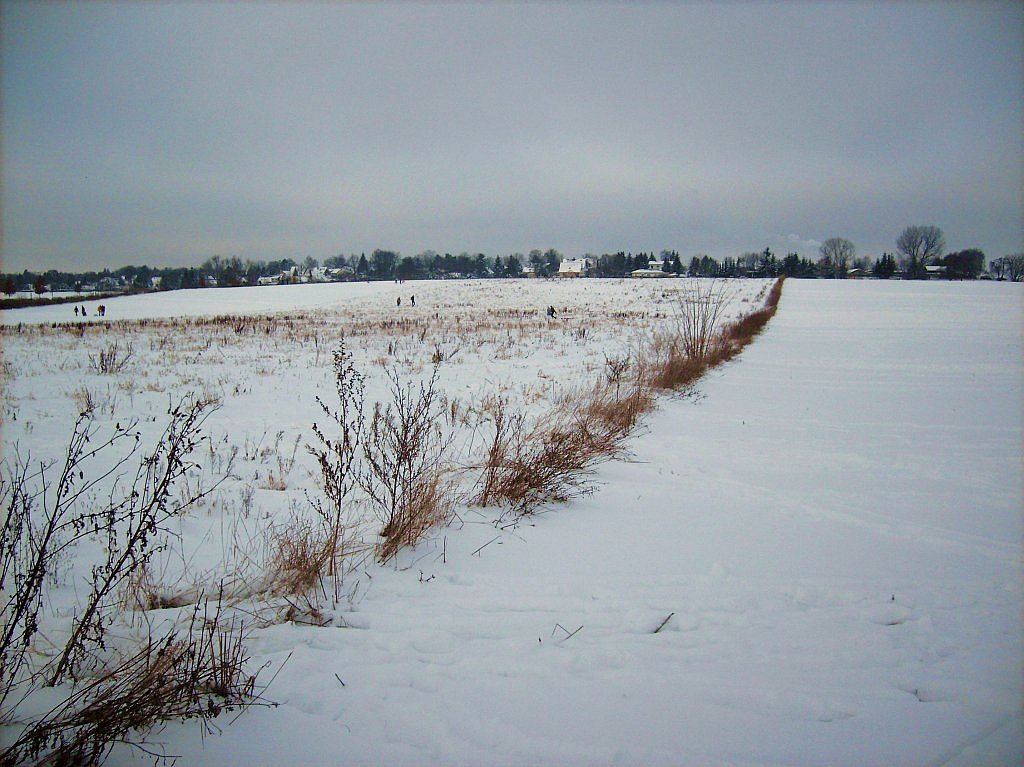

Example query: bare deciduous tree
[897,225,946,271]
[1001,254,1024,282]
[818,237,856,278]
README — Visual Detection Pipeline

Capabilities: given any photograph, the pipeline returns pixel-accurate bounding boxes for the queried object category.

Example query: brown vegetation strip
[473,277,785,517]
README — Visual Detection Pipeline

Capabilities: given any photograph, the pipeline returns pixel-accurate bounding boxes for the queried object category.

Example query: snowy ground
[2,278,1021,765]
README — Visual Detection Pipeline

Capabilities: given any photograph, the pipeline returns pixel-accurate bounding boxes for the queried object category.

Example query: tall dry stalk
[307,340,366,588]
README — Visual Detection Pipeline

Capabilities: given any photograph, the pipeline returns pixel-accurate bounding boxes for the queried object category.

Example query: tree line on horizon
[5,226,1024,296]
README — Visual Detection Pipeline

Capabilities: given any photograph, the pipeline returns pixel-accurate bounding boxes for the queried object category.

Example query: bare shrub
[70,386,96,414]
[674,279,734,361]
[89,341,134,375]
[0,398,259,767]
[472,396,527,510]
[245,340,374,620]
[359,365,455,560]
[1,597,265,767]
[602,353,632,389]
[640,279,742,391]
[644,337,711,391]
[0,394,225,697]
[580,378,655,437]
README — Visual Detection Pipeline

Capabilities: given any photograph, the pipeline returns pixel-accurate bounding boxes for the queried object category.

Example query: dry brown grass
[722,307,772,348]
[1,600,265,767]
[260,471,285,491]
[579,378,656,438]
[470,277,786,518]
[264,511,334,597]
[120,564,198,612]
[644,339,712,391]
[643,277,785,391]
[471,383,644,517]
[261,507,367,601]
[376,467,460,562]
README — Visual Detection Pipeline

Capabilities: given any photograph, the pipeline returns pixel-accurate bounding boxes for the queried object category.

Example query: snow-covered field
[2,278,1021,766]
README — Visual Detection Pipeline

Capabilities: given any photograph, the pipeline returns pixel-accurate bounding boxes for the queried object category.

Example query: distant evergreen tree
[872,253,897,279]
[780,253,801,276]
[758,247,778,276]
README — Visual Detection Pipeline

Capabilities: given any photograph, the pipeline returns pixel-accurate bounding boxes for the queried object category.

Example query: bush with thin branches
[307,341,366,581]
[359,365,457,561]
[375,467,460,563]
[2,596,266,767]
[674,279,735,361]
[0,397,263,767]
[89,341,134,375]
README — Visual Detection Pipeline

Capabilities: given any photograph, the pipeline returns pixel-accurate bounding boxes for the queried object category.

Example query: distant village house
[557,257,597,278]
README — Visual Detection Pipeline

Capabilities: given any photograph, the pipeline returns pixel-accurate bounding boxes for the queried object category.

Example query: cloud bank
[2,2,1021,271]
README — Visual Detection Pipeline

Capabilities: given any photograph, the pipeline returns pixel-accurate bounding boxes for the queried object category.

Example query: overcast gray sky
[2,1,1021,273]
